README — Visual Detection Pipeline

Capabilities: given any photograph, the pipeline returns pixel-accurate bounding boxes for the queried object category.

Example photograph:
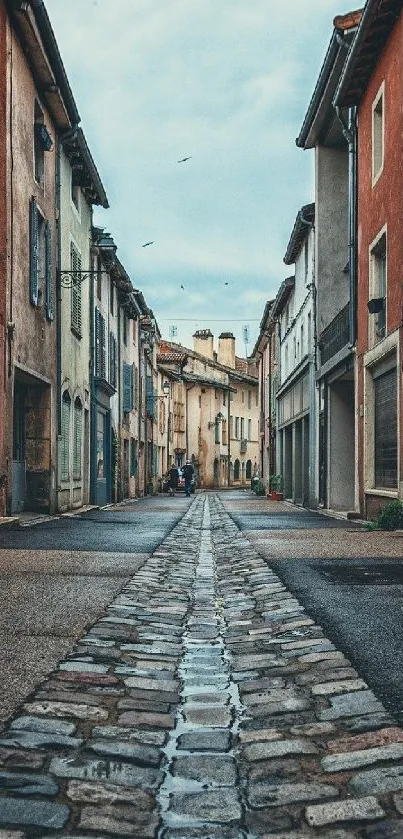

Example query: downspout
[117,297,121,502]
[259,349,264,480]
[268,334,273,475]
[89,246,95,504]
[227,386,231,487]
[185,384,195,460]
[336,104,357,347]
[55,137,62,437]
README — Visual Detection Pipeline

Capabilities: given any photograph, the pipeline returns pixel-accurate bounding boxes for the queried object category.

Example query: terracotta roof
[157,352,187,364]
[333,9,363,30]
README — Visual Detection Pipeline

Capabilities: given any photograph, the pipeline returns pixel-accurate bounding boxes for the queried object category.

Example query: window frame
[372,82,385,186]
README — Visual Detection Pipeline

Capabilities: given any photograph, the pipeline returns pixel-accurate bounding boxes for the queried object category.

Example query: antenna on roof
[242,325,250,357]
[169,325,177,339]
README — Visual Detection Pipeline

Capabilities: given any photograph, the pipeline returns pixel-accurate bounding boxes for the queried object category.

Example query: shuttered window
[29,197,39,306]
[123,362,133,413]
[44,221,53,321]
[374,367,397,488]
[146,375,155,419]
[133,364,138,406]
[73,398,82,480]
[61,392,71,482]
[109,332,117,388]
[95,309,106,378]
[70,243,82,336]
[130,438,138,476]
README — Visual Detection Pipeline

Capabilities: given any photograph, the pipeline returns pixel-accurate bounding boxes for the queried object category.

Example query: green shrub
[368,500,403,531]
[269,474,283,492]
[252,480,266,496]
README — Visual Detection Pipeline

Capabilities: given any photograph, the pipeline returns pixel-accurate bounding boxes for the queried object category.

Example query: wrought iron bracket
[58,270,96,288]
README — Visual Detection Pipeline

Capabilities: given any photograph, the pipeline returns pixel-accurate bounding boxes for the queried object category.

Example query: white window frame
[368,225,387,349]
[372,82,385,186]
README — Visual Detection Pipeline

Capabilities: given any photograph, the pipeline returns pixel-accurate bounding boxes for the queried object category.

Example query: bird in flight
[180,285,185,290]
[142,241,154,248]
[177,156,192,163]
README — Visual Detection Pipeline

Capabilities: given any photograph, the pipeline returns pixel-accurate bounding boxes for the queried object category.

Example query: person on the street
[182,460,194,497]
[168,463,179,496]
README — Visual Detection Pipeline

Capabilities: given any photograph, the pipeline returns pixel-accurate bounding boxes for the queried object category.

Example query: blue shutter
[44,221,53,321]
[95,309,100,376]
[123,362,133,413]
[146,375,154,419]
[29,197,38,306]
[101,315,106,378]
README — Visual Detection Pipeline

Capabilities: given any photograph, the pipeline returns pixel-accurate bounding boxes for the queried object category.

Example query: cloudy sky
[46,0,355,354]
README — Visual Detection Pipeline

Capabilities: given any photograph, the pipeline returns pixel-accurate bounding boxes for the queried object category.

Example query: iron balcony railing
[319,303,350,366]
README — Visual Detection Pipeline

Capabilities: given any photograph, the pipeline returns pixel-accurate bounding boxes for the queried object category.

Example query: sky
[46,0,356,355]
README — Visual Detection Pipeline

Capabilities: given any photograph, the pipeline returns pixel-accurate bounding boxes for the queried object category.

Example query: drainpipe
[55,137,62,438]
[89,245,95,504]
[227,386,231,487]
[336,105,357,347]
[268,334,273,476]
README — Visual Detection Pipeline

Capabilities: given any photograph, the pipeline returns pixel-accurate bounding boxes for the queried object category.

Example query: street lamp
[208,411,224,429]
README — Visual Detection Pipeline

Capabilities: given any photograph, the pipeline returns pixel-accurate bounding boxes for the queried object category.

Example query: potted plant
[268,474,283,501]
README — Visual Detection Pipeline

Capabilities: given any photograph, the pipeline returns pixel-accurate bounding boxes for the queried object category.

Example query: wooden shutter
[146,375,155,419]
[70,243,82,334]
[44,221,53,321]
[73,401,82,480]
[29,197,38,306]
[95,309,100,376]
[123,362,133,413]
[100,315,106,378]
[61,394,70,481]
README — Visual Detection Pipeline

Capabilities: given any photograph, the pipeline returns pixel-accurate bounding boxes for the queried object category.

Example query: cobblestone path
[0,494,403,836]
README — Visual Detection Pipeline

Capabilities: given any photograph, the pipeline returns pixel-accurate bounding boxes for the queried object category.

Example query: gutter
[335,105,357,347]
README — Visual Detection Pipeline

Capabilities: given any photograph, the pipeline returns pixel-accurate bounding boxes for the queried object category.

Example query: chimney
[193,329,214,359]
[218,332,236,368]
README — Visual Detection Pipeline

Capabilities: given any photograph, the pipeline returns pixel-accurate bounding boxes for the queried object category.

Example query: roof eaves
[62,127,109,208]
[283,203,315,265]
[334,0,401,108]
[271,276,295,319]
[7,0,80,128]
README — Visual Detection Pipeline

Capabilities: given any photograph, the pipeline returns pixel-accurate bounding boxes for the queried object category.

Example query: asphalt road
[232,504,403,724]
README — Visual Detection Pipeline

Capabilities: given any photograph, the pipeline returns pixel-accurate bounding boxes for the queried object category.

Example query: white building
[274,204,317,506]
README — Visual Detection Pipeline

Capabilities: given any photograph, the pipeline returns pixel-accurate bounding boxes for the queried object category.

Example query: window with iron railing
[319,304,350,366]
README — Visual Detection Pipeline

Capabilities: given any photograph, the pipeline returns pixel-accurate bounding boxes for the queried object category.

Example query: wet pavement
[0,493,403,835]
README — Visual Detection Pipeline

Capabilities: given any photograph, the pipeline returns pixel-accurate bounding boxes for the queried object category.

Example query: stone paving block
[182,706,232,727]
[0,731,82,751]
[0,748,45,770]
[23,701,109,721]
[124,676,179,692]
[342,713,394,733]
[85,738,161,766]
[322,742,403,773]
[312,679,367,696]
[242,738,318,761]
[0,832,26,839]
[319,690,385,721]
[259,832,355,839]
[66,779,156,807]
[246,697,312,717]
[348,763,403,794]
[9,715,76,736]
[49,756,162,790]
[0,771,58,796]
[305,796,385,827]
[238,728,284,744]
[172,754,236,786]
[118,710,175,729]
[393,791,403,815]
[290,722,335,737]
[167,789,242,823]
[161,828,244,839]
[78,803,159,837]
[59,662,109,673]
[0,797,70,828]
[327,727,403,754]
[248,780,338,808]
[55,671,119,686]
[91,725,167,747]
[177,730,232,752]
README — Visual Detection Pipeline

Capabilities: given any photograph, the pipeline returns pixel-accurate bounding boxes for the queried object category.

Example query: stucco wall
[316,145,349,334]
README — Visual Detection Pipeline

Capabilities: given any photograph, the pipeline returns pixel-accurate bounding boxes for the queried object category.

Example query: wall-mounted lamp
[149,381,170,403]
[208,411,224,428]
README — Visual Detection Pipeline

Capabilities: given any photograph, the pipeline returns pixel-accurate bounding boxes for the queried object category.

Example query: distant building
[158,330,259,488]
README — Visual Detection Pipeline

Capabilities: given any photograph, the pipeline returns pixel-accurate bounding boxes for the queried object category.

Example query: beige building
[158,330,259,488]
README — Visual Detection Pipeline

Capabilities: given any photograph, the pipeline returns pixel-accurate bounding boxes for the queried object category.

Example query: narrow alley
[0,494,403,836]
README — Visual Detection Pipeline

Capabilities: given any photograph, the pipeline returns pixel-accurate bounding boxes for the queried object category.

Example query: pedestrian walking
[182,460,194,497]
[168,463,179,496]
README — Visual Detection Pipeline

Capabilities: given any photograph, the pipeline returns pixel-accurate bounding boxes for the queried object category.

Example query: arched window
[73,397,83,480]
[246,459,252,479]
[61,391,71,482]
[234,459,240,480]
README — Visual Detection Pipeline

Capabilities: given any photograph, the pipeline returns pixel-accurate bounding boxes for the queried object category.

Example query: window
[248,419,252,440]
[222,419,227,445]
[235,417,240,438]
[73,398,82,480]
[223,391,227,407]
[109,332,117,388]
[234,459,240,480]
[34,101,45,186]
[246,460,252,480]
[241,391,245,403]
[374,366,397,488]
[215,420,220,444]
[248,390,252,409]
[304,238,309,284]
[123,363,134,413]
[369,231,387,344]
[301,323,304,357]
[110,283,114,316]
[229,415,233,438]
[123,312,128,346]
[70,242,82,336]
[95,309,106,377]
[29,198,53,320]
[372,84,384,184]
[130,438,138,476]
[240,417,245,439]
[60,392,71,482]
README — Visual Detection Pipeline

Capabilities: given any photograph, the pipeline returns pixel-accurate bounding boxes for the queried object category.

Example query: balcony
[319,303,350,366]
